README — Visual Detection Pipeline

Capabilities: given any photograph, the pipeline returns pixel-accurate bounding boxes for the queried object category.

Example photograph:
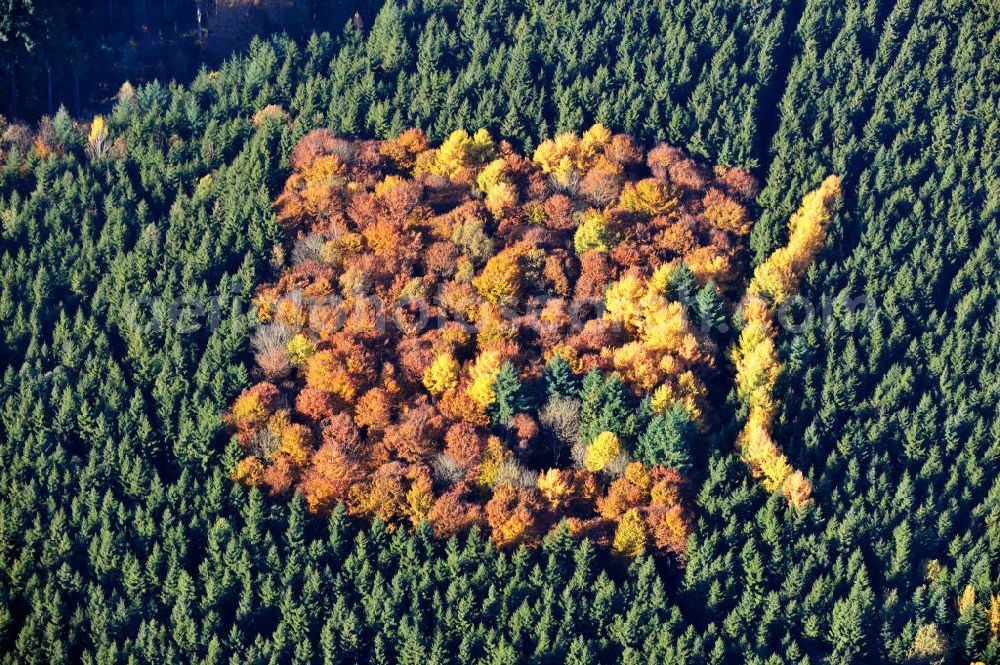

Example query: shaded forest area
[0,0,998,663]
[0,0,377,120]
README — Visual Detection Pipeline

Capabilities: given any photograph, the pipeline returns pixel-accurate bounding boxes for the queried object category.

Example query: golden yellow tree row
[732,175,842,508]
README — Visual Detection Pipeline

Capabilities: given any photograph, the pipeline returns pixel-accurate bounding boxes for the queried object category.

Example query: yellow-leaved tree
[467,349,505,407]
[612,509,648,558]
[584,431,623,472]
[750,175,842,304]
[422,128,496,177]
[473,249,523,306]
[423,353,461,396]
[618,179,677,217]
[87,115,110,159]
[573,209,616,254]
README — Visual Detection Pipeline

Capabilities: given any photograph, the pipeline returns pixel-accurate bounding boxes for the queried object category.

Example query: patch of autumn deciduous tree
[731,176,842,508]
[226,124,787,559]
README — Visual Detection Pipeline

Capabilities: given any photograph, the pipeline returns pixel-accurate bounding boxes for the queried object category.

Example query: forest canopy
[225,122,841,556]
[226,124,773,555]
[0,0,997,663]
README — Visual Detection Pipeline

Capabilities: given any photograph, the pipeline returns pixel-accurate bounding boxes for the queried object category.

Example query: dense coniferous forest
[0,0,998,663]
[0,0,377,120]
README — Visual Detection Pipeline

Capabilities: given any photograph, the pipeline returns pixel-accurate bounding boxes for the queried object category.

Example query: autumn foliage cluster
[227,124,763,557]
[732,176,842,508]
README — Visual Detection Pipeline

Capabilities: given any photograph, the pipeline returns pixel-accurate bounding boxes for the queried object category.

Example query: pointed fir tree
[693,281,728,336]
[578,369,604,443]
[635,403,696,470]
[543,354,579,399]
[593,373,630,440]
[566,635,599,665]
[665,263,697,304]
[488,361,527,427]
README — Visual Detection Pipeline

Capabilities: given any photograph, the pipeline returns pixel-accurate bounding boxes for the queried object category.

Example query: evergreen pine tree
[693,281,729,336]
[594,374,630,440]
[544,354,579,399]
[565,636,598,665]
[636,404,695,470]
[578,369,604,443]
[488,361,527,427]
[665,263,698,304]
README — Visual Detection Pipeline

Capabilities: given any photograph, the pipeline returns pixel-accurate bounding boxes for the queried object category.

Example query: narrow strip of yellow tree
[732,176,842,508]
